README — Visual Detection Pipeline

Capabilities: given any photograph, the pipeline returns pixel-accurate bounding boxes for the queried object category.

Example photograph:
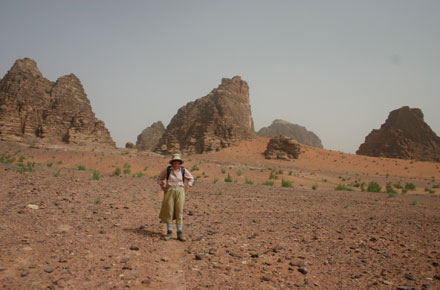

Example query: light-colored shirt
[157,166,194,187]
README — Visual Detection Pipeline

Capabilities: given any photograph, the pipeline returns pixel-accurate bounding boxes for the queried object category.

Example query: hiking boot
[177,231,186,242]
[163,230,172,241]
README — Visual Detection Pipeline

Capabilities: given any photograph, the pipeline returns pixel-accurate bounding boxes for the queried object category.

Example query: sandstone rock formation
[156,76,256,154]
[257,119,323,148]
[136,121,165,151]
[0,58,115,147]
[263,135,301,161]
[125,142,135,149]
[357,106,440,162]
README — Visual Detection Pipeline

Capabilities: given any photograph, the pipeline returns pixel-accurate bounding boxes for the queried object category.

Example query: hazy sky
[1,1,439,153]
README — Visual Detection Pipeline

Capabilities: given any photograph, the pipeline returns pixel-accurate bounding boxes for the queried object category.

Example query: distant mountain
[357,106,440,162]
[0,58,115,147]
[136,121,165,151]
[257,119,323,148]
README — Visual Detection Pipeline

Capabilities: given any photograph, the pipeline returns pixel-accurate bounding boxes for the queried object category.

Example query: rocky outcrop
[356,106,440,162]
[156,76,256,154]
[257,119,323,148]
[0,58,115,147]
[263,135,301,161]
[136,121,165,151]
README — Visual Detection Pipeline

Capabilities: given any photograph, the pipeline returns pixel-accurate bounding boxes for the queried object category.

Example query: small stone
[397,286,412,290]
[261,276,271,281]
[195,254,203,261]
[188,211,194,216]
[44,268,54,273]
[27,204,39,210]
[432,262,439,267]
[48,286,56,290]
[208,249,216,255]
[129,246,139,251]
[0,268,6,272]
[142,280,151,285]
[434,274,440,280]
[404,274,415,281]
[20,271,29,277]
[273,246,283,253]
[120,258,129,263]
[298,267,308,275]
[103,266,110,270]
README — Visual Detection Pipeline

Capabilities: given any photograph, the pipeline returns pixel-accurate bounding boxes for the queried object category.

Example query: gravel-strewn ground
[1,161,439,289]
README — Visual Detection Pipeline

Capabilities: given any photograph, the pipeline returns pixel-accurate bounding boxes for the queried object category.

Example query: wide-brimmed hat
[169,153,184,164]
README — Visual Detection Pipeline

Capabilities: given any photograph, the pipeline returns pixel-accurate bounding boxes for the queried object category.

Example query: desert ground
[1,137,439,289]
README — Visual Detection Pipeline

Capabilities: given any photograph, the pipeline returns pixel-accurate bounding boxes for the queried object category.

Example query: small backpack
[166,165,185,183]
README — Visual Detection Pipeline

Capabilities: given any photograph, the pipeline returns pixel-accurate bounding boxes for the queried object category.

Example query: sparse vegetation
[92,170,100,180]
[46,162,53,168]
[412,199,419,206]
[77,165,86,171]
[367,181,381,192]
[312,184,318,190]
[385,182,396,194]
[335,184,353,191]
[245,178,254,185]
[237,169,243,176]
[123,163,131,174]
[213,177,219,184]
[225,174,232,182]
[113,167,121,176]
[281,179,293,188]
[262,180,274,186]
[191,164,199,171]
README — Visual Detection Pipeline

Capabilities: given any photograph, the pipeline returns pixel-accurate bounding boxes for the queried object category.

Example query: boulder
[155,76,255,154]
[263,135,301,161]
[0,58,115,147]
[136,121,165,151]
[257,119,323,148]
[356,106,440,162]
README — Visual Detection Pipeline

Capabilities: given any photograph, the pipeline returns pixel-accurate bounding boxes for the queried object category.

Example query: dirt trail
[150,240,187,290]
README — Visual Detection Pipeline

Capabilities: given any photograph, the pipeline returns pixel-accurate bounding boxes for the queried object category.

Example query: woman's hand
[184,184,190,193]
[160,184,167,193]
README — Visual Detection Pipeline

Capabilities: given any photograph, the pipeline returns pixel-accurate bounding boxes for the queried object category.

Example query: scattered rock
[141,280,151,285]
[20,271,29,277]
[261,276,271,281]
[195,254,203,261]
[27,204,39,210]
[298,267,308,275]
[44,268,54,273]
[404,274,415,281]
[129,246,139,251]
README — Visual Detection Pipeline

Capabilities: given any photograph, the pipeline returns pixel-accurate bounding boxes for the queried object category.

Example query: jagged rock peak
[8,58,43,79]
[156,76,255,154]
[263,135,302,161]
[0,58,115,147]
[257,119,323,148]
[356,106,440,162]
[136,121,166,151]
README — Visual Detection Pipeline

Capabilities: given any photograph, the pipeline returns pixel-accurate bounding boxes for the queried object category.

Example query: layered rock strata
[0,58,115,147]
[357,106,440,162]
[156,76,256,154]
[257,119,323,148]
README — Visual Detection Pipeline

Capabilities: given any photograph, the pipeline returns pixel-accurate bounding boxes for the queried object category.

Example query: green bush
[367,181,381,192]
[262,180,274,186]
[15,162,36,173]
[192,165,199,171]
[213,177,219,184]
[281,179,293,188]
[77,165,86,171]
[385,182,396,194]
[221,168,226,174]
[224,174,232,182]
[92,170,100,180]
[113,167,121,176]
[245,178,253,185]
[312,184,318,190]
[135,172,145,178]
[237,169,243,176]
[335,184,353,191]
[404,183,416,191]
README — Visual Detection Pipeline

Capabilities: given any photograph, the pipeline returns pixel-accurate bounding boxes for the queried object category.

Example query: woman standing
[157,154,194,241]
